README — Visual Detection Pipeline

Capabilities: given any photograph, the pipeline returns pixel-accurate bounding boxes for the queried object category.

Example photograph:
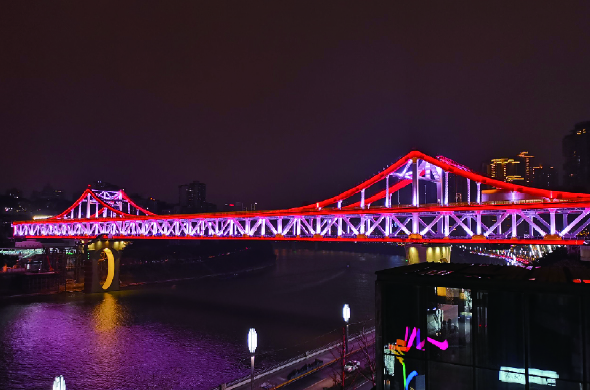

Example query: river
[0,248,407,389]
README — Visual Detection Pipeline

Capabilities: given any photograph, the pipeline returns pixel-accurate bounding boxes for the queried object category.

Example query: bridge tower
[82,238,127,293]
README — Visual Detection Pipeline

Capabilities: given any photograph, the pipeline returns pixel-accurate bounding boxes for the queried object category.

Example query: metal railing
[217,327,375,390]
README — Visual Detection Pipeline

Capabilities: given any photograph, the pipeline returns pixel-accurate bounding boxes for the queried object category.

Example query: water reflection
[93,293,126,333]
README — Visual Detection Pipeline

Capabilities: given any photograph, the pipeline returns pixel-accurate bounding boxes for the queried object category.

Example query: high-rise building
[532,165,558,189]
[484,158,523,182]
[179,181,206,213]
[517,151,535,184]
[563,121,590,190]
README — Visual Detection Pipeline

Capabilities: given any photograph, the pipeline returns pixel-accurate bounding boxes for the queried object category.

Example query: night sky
[2,2,590,210]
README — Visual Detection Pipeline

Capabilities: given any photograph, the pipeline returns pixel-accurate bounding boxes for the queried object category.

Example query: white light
[499,366,558,386]
[343,304,351,322]
[53,375,66,390]
[248,328,257,354]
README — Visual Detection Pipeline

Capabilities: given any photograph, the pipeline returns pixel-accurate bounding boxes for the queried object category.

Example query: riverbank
[0,241,276,299]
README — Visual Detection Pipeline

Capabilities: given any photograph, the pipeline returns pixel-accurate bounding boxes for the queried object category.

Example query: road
[231,338,375,390]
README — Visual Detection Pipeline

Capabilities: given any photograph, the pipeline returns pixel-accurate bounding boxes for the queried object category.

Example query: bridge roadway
[12,200,590,245]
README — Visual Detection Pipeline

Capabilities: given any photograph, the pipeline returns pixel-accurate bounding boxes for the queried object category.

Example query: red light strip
[17,235,586,245]
[120,190,156,216]
[343,178,413,209]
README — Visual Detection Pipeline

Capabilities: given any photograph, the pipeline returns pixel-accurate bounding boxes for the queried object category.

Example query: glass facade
[377,278,590,390]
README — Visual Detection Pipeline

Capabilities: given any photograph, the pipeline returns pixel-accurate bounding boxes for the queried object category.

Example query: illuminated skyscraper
[484,158,523,182]
[517,151,535,184]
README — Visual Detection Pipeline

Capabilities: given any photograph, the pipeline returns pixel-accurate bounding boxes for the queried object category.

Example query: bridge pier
[405,244,451,265]
[82,239,127,293]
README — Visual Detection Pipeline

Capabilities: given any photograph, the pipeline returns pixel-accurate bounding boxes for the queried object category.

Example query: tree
[353,328,376,387]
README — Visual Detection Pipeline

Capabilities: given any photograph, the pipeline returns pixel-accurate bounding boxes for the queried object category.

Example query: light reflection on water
[0,249,406,389]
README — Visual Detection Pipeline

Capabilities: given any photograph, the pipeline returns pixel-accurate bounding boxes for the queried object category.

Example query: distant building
[179,181,206,213]
[33,184,64,201]
[517,151,535,184]
[563,121,590,190]
[532,164,558,190]
[5,188,23,199]
[223,202,245,212]
[483,158,523,182]
[92,180,121,191]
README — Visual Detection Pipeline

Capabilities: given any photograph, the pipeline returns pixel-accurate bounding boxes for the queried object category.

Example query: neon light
[405,371,418,390]
[426,337,448,350]
[100,248,115,290]
[386,327,448,386]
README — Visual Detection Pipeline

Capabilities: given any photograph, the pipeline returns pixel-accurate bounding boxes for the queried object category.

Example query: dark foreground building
[376,263,590,390]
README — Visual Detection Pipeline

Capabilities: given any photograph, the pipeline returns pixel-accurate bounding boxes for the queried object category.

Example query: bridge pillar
[82,239,127,293]
[405,244,451,264]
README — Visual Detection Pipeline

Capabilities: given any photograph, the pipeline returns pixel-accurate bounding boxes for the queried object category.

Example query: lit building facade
[484,158,523,183]
[376,263,590,390]
[563,121,590,191]
[517,151,534,184]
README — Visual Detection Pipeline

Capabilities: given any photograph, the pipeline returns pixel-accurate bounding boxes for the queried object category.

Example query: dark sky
[1,2,590,209]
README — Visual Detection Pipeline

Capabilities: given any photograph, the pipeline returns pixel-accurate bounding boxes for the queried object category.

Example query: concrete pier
[405,244,451,264]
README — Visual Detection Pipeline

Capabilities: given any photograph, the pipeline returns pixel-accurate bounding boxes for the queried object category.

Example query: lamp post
[343,304,350,354]
[52,375,66,390]
[342,304,350,390]
[248,328,257,390]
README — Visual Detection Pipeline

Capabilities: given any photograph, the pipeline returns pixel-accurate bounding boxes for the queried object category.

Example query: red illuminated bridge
[12,151,590,245]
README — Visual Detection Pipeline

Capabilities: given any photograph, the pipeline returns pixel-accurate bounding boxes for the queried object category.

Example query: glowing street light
[343,304,350,354]
[248,328,257,390]
[343,304,350,323]
[52,376,66,390]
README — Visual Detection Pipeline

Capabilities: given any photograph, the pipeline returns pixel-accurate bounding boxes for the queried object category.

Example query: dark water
[0,249,405,390]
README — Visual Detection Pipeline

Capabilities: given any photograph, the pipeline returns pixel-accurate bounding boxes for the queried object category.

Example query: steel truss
[12,203,590,244]
[12,151,590,245]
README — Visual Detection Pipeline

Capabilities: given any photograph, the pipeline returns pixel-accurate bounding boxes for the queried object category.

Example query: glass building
[376,263,590,389]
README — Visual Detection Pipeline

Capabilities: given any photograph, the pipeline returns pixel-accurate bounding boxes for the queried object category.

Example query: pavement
[230,333,375,390]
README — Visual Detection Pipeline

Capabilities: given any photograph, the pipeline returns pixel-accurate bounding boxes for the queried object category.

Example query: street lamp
[343,304,350,354]
[52,375,66,390]
[248,328,257,390]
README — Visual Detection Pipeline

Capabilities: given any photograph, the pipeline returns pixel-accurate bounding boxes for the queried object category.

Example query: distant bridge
[12,151,590,245]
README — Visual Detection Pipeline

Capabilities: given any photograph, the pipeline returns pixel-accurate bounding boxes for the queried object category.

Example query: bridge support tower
[405,244,451,265]
[82,239,127,293]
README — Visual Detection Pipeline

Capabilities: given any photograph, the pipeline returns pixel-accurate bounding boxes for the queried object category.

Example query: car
[343,360,361,372]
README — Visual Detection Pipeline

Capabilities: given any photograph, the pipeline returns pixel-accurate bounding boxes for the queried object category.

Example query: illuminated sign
[499,366,558,387]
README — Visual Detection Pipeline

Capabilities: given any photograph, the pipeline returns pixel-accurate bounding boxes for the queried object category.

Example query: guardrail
[216,327,375,390]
